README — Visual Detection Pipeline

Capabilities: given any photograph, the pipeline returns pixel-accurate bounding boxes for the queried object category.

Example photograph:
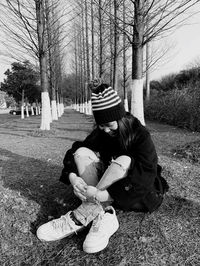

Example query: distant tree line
[1,61,41,105]
[1,0,200,129]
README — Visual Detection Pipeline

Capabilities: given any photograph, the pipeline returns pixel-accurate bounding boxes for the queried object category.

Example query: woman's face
[99,121,118,136]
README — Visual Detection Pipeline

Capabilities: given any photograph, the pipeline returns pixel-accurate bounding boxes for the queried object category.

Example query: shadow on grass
[0,147,80,235]
[161,194,200,219]
[1,146,200,265]
[1,145,199,220]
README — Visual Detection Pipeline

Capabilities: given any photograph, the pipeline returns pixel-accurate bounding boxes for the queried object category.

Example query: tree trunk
[35,101,39,115]
[81,0,87,114]
[145,42,150,102]
[145,0,150,103]
[109,1,113,87]
[131,44,145,125]
[74,30,78,110]
[98,0,103,77]
[39,57,52,130]
[84,0,91,114]
[21,89,24,119]
[25,98,29,117]
[31,105,34,115]
[130,0,145,125]
[35,0,51,130]
[123,0,129,111]
[113,0,120,91]
[91,0,95,80]
[56,90,61,117]
[45,0,58,121]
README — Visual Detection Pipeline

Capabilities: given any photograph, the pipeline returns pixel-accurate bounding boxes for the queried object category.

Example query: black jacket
[60,121,168,213]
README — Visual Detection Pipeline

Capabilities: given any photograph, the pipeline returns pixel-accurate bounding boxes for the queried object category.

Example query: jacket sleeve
[107,128,158,209]
[59,128,100,185]
[127,129,158,188]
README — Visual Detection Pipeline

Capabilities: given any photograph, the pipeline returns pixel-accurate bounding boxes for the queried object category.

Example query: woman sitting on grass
[37,81,169,254]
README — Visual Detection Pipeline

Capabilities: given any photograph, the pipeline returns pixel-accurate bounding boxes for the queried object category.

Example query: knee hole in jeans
[74,147,99,162]
[111,155,131,171]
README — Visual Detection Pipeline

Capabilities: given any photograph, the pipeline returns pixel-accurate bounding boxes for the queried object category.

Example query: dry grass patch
[0,111,199,265]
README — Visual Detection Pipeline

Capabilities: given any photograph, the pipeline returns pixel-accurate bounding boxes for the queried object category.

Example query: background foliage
[1,61,40,105]
[145,66,200,132]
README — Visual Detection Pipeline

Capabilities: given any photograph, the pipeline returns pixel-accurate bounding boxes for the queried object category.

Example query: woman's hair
[91,83,110,93]
[93,112,143,151]
[117,112,143,151]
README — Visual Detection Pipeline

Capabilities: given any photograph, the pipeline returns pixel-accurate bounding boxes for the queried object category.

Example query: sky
[151,16,200,80]
[0,7,200,83]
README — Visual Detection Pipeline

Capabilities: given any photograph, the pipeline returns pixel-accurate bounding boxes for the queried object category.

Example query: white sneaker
[36,211,84,241]
[83,206,119,253]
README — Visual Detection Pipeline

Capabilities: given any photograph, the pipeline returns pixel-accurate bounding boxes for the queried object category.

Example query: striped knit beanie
[91,86,126,124]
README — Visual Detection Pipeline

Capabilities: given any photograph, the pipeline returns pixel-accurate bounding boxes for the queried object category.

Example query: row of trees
[0,61,41,118]
[0,0,68,129]
[1,0,200,128]
[1,61,40,103]
[67,0,200,125]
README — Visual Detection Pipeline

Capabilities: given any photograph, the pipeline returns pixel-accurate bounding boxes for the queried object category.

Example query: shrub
[144,86,200,132]
[5,94,17,108]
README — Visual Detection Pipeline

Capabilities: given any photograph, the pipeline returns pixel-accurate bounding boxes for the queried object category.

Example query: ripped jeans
[72,147,131,226]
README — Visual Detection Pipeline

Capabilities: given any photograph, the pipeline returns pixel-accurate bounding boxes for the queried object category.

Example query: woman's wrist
[95,189,112,202]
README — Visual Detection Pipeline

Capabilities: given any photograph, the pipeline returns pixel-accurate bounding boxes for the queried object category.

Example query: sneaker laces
[90,211,104,232]
[51,213,76,233]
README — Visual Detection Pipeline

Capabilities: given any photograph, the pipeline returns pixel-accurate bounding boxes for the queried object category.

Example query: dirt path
[1,108,200,158]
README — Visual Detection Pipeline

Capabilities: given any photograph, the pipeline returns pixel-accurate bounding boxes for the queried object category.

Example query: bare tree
[90,0,95,80]
[92,0,200,123]
[122,0,129,111]
[113,0,120,91]
[115,0,200,124]
[35,0,52,130]
[0,0,71,129]
[45,0,59,120]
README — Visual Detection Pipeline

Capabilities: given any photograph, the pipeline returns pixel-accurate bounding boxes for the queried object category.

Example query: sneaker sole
[83,238,110,253]
[37,226,85,242]
[83,225,119,253]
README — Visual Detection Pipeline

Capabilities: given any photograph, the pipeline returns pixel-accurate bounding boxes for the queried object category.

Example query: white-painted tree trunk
[57,101,61,118]
[82,103,85,113]
[76,103,80,112]
[40,91,51,130]
[31,106,34,115]
[130,79,145,125]
[35,106,38,115]
[21,105,24,119]
[80,103,84,113]
[124,98,129,112]
[25,105,29,117]
[60,102,64,115]
[88,100,92,115]
[35,107,38,115]
[51,100,58,120]
[84,101,88,114]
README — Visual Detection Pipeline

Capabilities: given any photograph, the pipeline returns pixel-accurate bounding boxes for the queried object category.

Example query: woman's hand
[85,186,112,202]
[69,173,88,201]
[73,178,88,201]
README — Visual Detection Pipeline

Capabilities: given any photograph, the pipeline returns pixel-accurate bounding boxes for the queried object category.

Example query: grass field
[0,109,200,266]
